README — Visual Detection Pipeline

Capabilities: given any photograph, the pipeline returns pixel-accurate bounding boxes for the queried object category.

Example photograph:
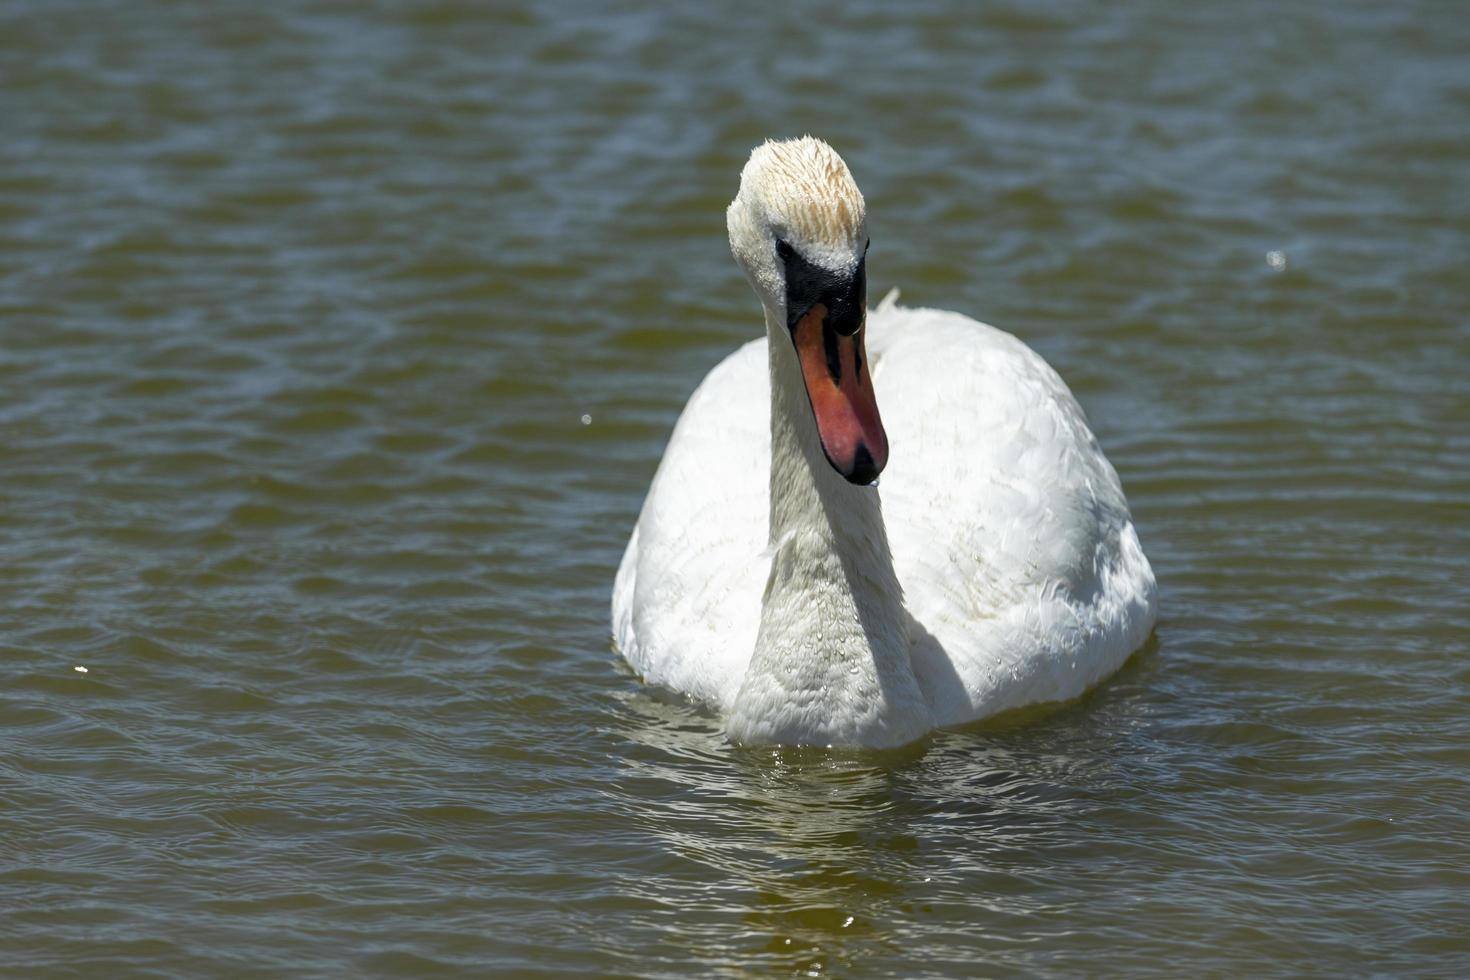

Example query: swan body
[612,138,1156,748]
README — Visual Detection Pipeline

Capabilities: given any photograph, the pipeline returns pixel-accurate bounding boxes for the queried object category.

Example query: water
[3,1,1468,975]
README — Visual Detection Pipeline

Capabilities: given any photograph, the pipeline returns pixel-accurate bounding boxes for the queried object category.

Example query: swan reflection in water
[604,676,1152,975]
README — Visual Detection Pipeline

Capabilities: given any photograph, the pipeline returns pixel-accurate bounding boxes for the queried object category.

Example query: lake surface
[3,1,1468,975]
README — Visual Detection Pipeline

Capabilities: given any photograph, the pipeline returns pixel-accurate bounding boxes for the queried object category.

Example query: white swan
[612,137,1156,748]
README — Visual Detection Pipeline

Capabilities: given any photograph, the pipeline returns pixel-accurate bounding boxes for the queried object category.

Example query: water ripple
[2,0,1469,976]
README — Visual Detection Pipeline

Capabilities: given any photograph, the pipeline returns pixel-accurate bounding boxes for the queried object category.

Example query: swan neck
[724,307,926,747]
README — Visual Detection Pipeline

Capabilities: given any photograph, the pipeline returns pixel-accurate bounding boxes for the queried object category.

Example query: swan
[611,137,1156,748]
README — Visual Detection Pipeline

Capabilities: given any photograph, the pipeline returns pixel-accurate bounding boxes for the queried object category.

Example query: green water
[3,1,1468,975]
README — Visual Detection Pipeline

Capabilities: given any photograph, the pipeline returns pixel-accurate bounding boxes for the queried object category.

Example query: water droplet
[73,665,88,673]
[580,413,592,425]
[842,915,854,928]
[1266,249,1287,270]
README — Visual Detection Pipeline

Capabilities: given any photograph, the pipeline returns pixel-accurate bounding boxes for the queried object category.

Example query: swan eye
[775,239,795,262]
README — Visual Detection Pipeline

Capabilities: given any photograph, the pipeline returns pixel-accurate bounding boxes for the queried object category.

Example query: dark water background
[3,1,1468,975]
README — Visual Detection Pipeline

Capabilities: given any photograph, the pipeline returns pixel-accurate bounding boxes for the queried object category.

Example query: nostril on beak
[845,444,879,486]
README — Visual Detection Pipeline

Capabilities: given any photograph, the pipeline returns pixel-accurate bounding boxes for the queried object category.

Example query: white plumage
[612,138,1156,748]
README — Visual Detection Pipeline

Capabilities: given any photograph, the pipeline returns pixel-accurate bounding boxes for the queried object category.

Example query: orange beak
[792,302,888,485]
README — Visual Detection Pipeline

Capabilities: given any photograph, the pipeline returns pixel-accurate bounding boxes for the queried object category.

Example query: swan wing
[612,338,771,709]
[868,305,1157,723]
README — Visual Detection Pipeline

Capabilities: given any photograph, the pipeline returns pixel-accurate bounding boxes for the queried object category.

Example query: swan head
[726,137,887,486]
